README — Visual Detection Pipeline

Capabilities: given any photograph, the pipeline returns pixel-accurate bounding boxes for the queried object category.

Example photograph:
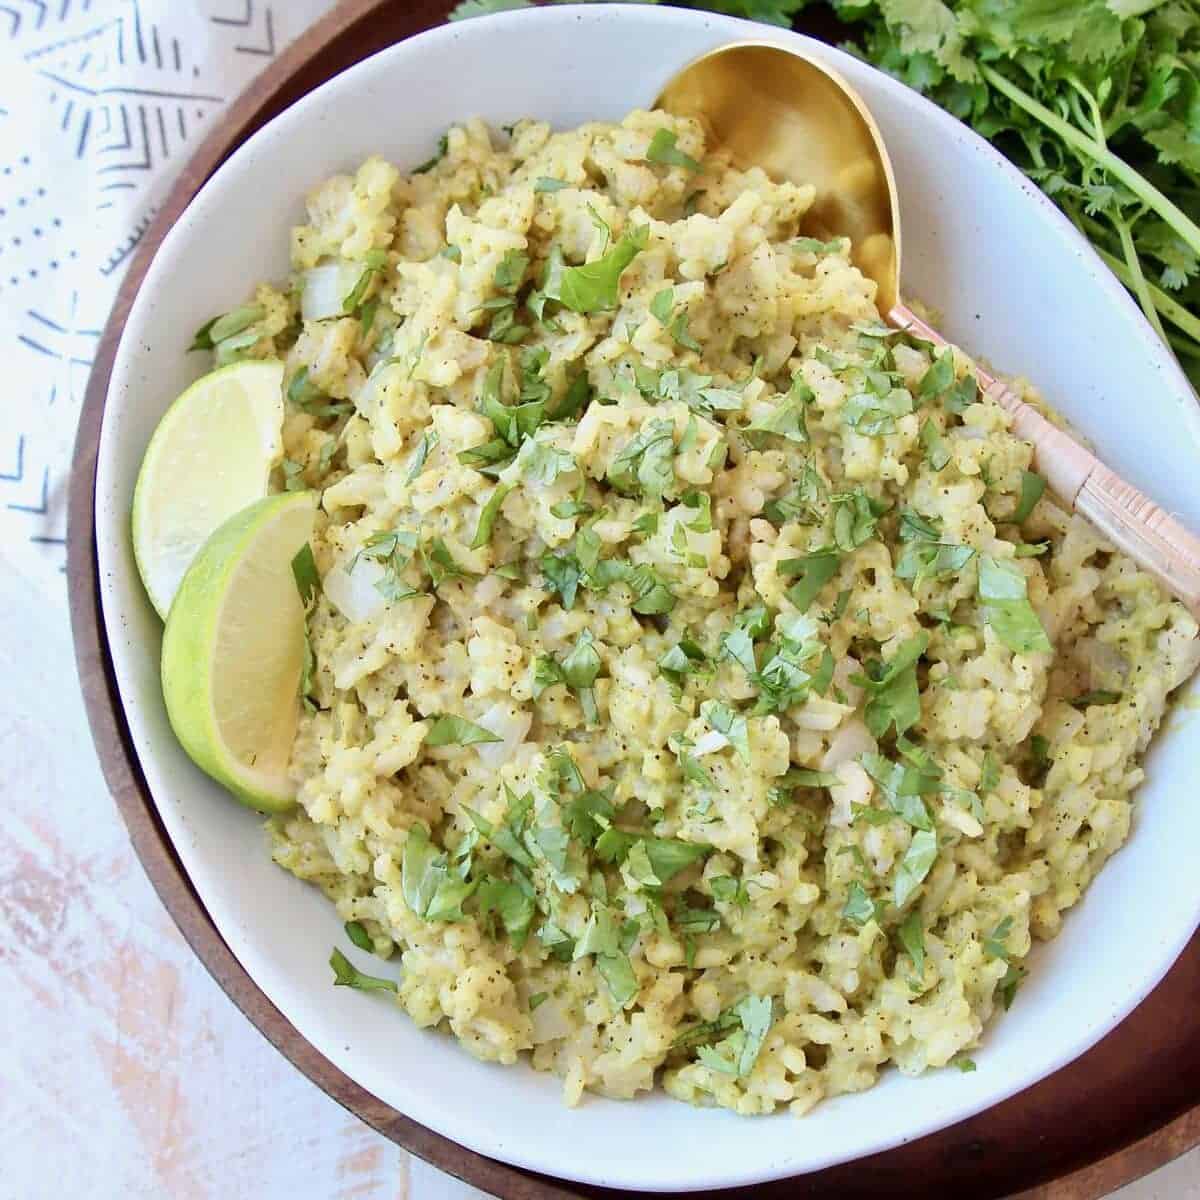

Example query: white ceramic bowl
[95,4,1200,1191]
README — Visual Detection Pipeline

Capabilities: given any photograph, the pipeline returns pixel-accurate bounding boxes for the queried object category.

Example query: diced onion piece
[324,556,387,623]
[300,262,363,322]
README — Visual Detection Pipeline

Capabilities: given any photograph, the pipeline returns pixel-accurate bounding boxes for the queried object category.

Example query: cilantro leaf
[477,876,536,949]
[344,920,373,953]
[471,482,513,549]
[412,131,449,173]
[852,632,929,739]
[401,826,474,922]
[291,543,319,607]
[983,915,1014,961]
[556,224,648,313]
[1012,470,1046,524]
[329,948,397,993]
[978,555,1052,654]
[842,880,881,927]
[700,700,751,763]
[425,714,502,747]
[778,550,841,612]
[894,828,938,908]
[898,909,926,975]
[645,128,701,172]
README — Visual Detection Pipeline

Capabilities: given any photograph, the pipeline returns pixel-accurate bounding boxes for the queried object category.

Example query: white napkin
[0,0,334,604]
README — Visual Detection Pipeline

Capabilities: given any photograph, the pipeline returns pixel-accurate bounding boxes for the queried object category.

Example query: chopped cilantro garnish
[412,132,449,174]
[291,543,319,607]
[342,248,388,317]
[700,700,750,763]
[763,465,826,526]
[329,947,397,993]
[1012,470,1046,525]
[842,880,881,927]
[401,826,474,922]
[998,962,1025,1010]
[978,555,1052,654]
[919,417,951,470]
[405,429,439,483]
[645,128,701,172]
[190,303,264,352]
[693,995,773,1078]
[349,526,421,602]
[792,236,847,255]
[898,909,925,975]
[540,550,581,610]
[983,916,1014,960]
[893,828,938,907]
[745,377,813,445]
[344,921,373,953]
[851,632,928,739]
[917,348,956,401]
[424,714,502,747]
[555,224,648,313]
[477,876,536,949]
[608,418,676,498]
[471,482,513,549]
[831,488,885,551]
[778,550,841,613]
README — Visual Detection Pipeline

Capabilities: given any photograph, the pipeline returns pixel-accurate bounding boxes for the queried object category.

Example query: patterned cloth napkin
[0,0,334,604]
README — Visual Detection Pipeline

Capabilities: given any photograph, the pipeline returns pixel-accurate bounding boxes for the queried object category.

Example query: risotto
[194,110,1198,1114]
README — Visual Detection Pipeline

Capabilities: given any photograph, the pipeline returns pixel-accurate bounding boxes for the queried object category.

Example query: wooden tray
[66,2,1200,1196]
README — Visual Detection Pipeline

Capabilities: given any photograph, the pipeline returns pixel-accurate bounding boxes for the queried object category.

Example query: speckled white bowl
[94,4,1200,1191]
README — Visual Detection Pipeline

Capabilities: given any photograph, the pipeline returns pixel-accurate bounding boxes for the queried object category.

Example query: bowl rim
[72,1,1200,1195]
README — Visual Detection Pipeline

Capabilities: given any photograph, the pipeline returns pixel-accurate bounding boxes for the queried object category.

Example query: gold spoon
[656,41,1200,621]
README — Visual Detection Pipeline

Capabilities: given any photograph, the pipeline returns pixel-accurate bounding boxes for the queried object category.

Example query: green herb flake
[344,920,373,953]
[645,128,701,172]
[898,909,925,975]
[400,826,474,923]
[329,947,397,993]
[779,550,841,613]
[556,224,649,314]
[842,880,880,927]
[534,176,569,193]
[412,132,449,174]
[1012,470,1046,525]
[919,417,952,470]
[978,555,1052,655]
[983,915,1014,961]
[291,542,319,607]
[893,828,938,908]
[700,700,751,764]
[424,714,502,747]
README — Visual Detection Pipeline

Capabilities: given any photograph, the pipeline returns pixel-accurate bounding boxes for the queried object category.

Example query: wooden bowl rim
[65,2,1200,1196]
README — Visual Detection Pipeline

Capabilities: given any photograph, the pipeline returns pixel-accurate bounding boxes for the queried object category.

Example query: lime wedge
[133,360,285,618]
[161,490,316,812]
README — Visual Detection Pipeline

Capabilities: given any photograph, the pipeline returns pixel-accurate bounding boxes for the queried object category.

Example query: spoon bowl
[657,40,1200,620]
[657,41,901,313]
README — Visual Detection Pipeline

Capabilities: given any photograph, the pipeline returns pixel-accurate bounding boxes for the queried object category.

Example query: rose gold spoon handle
[657,42,1200,621]
[893,304,1200,618]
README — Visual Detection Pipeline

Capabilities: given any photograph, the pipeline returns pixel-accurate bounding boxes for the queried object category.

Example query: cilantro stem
[980,64,1200,258]
[1113,215,1169,344]
[1074,213,1200,345]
